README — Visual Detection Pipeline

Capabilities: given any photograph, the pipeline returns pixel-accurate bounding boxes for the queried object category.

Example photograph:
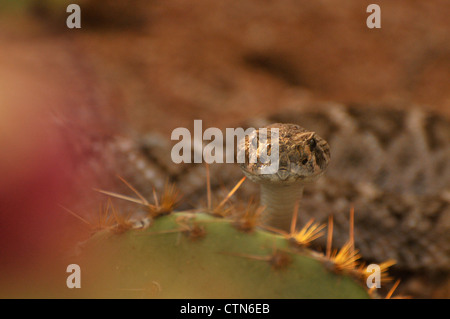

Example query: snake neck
[259,182,304,232]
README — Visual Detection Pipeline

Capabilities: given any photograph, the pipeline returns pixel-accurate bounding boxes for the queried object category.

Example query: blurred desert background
[0,0,448,298]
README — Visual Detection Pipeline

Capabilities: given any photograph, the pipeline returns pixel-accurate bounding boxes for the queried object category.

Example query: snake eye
[301,158,308,165]
[308,138,317,151]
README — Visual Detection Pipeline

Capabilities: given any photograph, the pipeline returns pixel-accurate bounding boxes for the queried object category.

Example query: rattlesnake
[237,123,331,231]
[67,102,450,284]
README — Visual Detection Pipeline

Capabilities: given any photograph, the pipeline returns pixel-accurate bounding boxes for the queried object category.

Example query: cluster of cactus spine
[65,166,401,299]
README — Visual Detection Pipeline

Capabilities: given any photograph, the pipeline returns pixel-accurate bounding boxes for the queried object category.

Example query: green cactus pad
[69,212,370,298]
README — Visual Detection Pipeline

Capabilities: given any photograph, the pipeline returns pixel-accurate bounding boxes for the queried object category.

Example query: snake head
[237,123,331,185]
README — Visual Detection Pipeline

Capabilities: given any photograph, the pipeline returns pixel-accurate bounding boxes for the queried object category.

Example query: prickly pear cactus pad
[70,211,370,298]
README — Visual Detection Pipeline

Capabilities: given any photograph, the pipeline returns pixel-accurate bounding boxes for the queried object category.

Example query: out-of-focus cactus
[68,207,373,298]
